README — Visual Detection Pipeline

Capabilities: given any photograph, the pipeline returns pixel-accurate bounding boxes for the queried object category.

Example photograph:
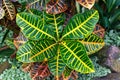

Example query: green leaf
[61,10,99,40]
[29,9,43,17]
[29,40,57,61]
[16,41,36,63]
[109,9,120,24]
[46,13,65,40]
[0,48,14,57]
[60,41,94,73]
[48,48,65,78]
[80,34,105,55]
[63,66,73,78]
[103,0,120,13]
[16,12,56,41]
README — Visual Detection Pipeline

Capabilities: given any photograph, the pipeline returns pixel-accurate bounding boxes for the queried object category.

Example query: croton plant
[16,9,104,79]
[0,0,105,79]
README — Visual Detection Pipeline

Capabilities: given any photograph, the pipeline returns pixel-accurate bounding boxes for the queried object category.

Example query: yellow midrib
[29,43,57,60]
[54,14,59,40]
[29,0,39,6]
[3,0,13,20]
[17,52,30,59]
[62,42,94,72]
[17,14,56,41]
[80,41,105,45]
[56,48,60,78]
[61,11,98,39]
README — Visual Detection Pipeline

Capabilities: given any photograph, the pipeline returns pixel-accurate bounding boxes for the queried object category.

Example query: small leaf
[2,0,16,20]
[93,24,105,38]
[0,7,5,19]
[76,0,95,9]
[46,0,68,14]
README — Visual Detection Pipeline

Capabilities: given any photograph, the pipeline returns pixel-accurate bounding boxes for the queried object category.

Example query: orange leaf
[76,0,95,9]
[30,62,50,80]
[14,32,28,49]
[93,24,105,38]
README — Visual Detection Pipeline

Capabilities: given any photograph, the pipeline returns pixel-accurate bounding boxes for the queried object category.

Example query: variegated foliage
[16,9,104,79]
[25,0,46,11]
[93,24,105,38]
[2,0,16,20]
[46,0,68,14]
[30,62,50,80]
[0,7,5,19]
[14,32,28,49]
[76,0,95,9]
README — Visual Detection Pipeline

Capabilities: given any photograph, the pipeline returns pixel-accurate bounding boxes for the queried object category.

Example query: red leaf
[46,0,68,14]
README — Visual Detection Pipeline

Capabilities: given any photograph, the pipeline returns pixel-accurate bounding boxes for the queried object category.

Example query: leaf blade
[48,47,65,78]
[46,13,65,40]
[76,0,95,9]
[16,41,36,63]
[61,10,99,40]
[46,0,67,14]
[2,0,16,20]
[30,40,57,61]
[80,33,105,55]
[60,41,94,73]
[16,12,56,41]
